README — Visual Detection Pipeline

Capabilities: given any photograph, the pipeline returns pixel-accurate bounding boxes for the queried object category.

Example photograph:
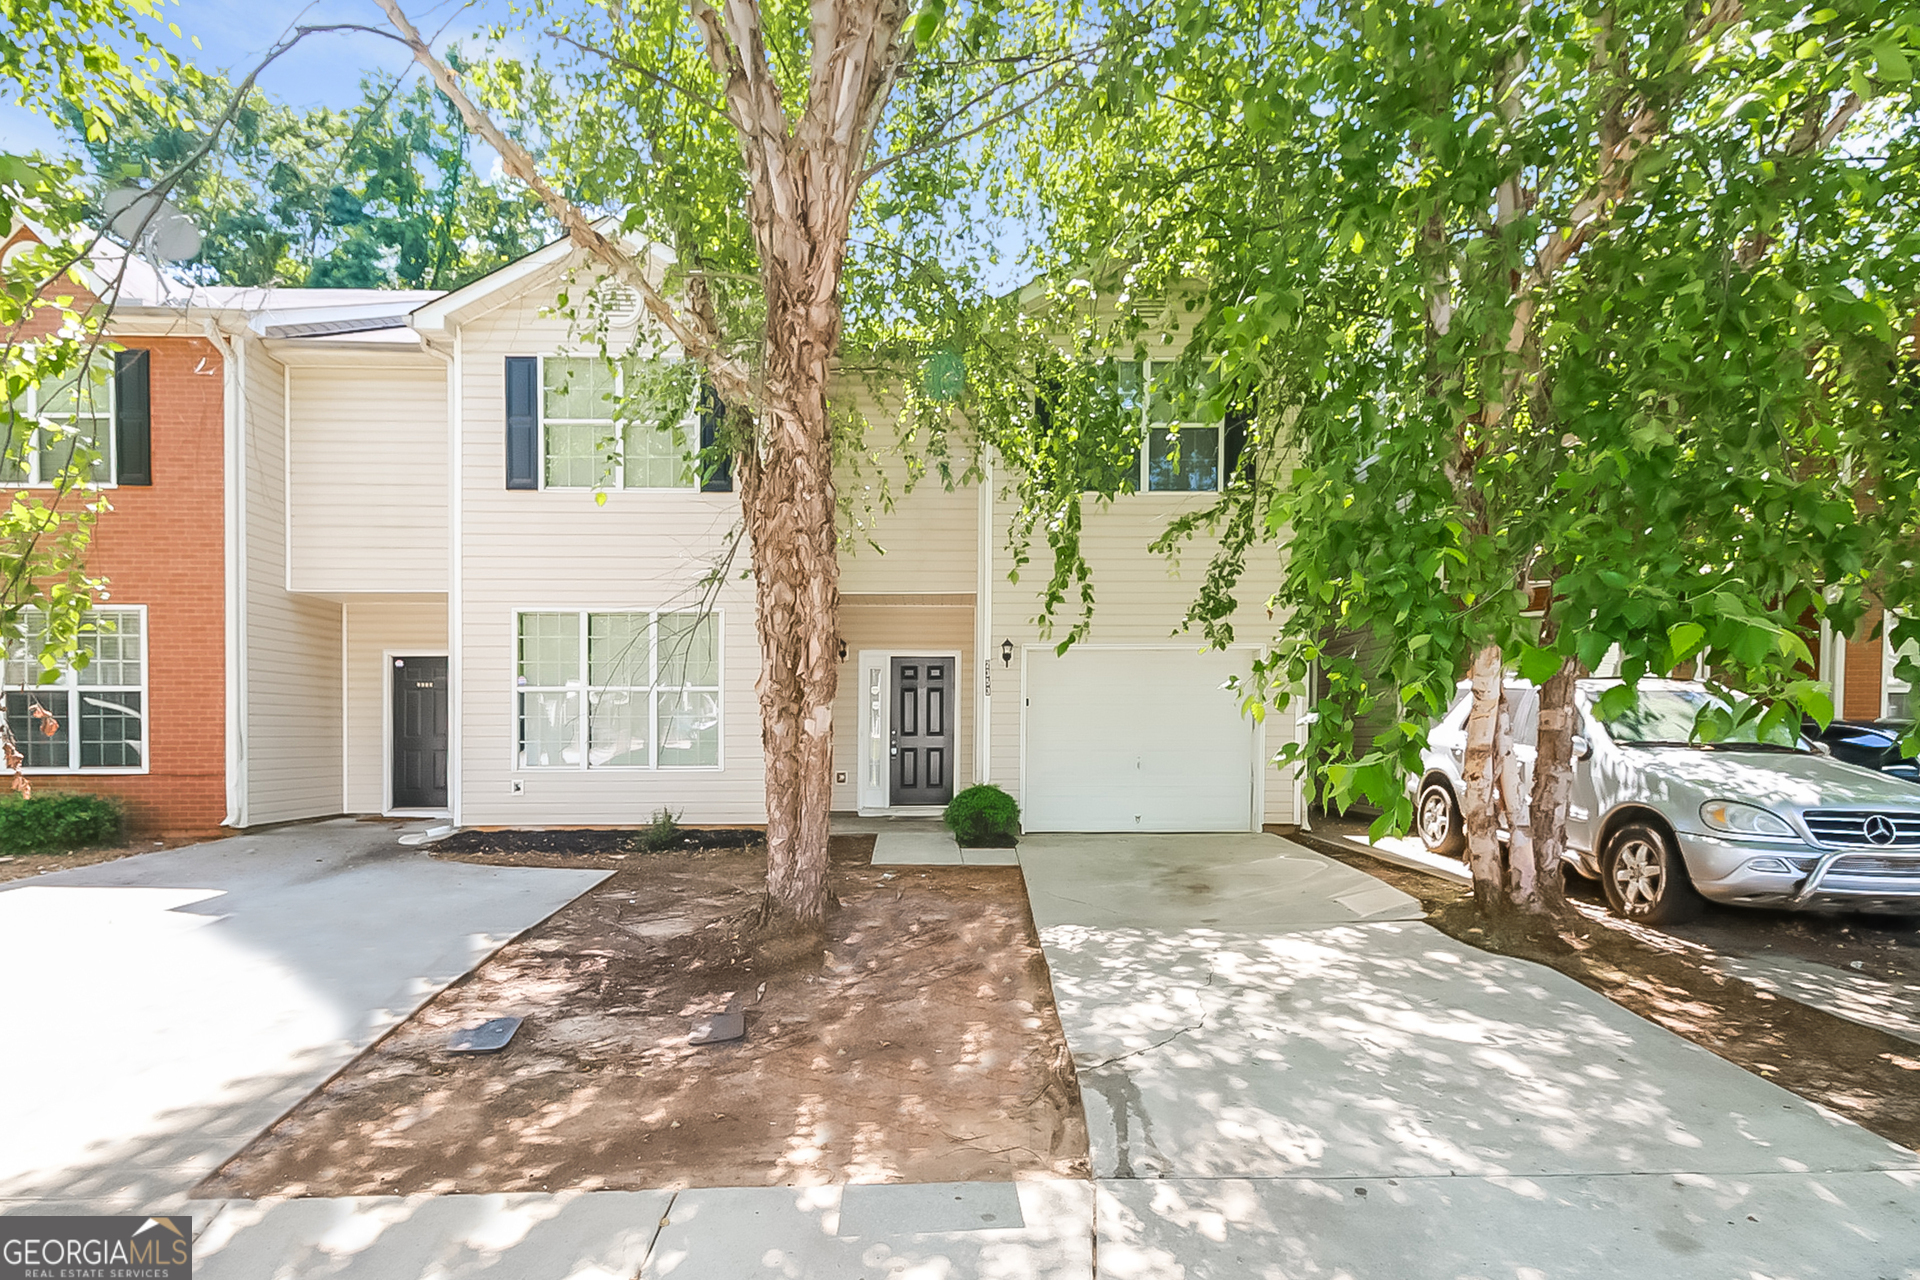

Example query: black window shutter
[1224,407,1251,486]
[113,348,152,486]
[698,381,733,492]
[505,356,539,490]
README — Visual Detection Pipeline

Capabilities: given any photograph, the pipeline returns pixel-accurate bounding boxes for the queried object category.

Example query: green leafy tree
[375,0,1101,926]
[1,0,180,789]
[69,69,554,290]
[1013,0,1920,917]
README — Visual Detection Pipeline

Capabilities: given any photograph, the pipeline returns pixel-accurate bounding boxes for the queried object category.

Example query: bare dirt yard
[0,833,205,885]
[1292,821,1920,1152]
[197,833,1088,1197]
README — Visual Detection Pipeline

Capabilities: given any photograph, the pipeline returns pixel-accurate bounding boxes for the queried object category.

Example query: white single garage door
[1023,646,1259,832]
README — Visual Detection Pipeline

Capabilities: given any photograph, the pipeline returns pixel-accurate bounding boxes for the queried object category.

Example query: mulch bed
[1296,833,1920,1152]
[195,833,1088,1197]
[430,827,765,857]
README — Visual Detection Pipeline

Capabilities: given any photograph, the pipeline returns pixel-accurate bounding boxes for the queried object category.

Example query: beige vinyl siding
[454,297,766,826]
[834,393,980,595]
[343,595,448,813]
[832,603,975,810]
[243,340,345,823]
[286,359,448,593]
[984,488,1300,826]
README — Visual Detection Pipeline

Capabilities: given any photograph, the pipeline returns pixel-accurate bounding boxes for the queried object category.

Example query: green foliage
[1016,0,1920,833]
[634,807,683,853]
[0,791,122,854]
[66,70,555,289]
[2,0,149,750]
[944,783,1021,846]
[467,0,1105,528]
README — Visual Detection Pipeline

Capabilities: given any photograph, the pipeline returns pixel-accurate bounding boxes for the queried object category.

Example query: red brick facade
[35,333,230,834]
[6,236,228,833]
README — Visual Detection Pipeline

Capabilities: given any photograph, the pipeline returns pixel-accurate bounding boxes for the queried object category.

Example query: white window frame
[5,604,150,775]
[1121,358,1225,495]
[512,608,724,772]
[1885,616,1914,721]
[5,364,118,489]
[536,353,700,492]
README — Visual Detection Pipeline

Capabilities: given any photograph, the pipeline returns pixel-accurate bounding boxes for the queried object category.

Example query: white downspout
[974,454,993,786]
[422,333,463,825]
[208,319,248,828]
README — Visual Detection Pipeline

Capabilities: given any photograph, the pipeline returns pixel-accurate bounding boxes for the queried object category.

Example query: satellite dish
[103,185,204,263]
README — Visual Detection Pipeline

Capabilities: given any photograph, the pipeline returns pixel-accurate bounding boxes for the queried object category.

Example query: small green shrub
[633,807,683,853]
[0,792,123,855]
[944,784,1020,847]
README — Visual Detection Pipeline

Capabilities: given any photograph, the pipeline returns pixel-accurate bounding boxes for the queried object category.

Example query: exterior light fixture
[837,639,848,662]
[1001,639,1014,667]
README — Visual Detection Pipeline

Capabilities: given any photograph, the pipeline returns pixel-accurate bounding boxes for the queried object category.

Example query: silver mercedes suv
[1414,679,1920,923]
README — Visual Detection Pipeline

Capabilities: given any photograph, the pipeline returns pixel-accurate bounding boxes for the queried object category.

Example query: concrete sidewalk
[0,820,606,1213]
[1018,832,1920,1278]
[185,1182,1094,1279]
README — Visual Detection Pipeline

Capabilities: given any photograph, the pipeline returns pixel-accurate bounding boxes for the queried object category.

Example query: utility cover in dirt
[689,1002,744,1045]
[447,1016,522,1054]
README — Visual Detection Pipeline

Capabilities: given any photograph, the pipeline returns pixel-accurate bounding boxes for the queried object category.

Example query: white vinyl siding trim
[513,608,722,772]
[4,606,149,774]
[244,341,345,824]
[286,361,448,593]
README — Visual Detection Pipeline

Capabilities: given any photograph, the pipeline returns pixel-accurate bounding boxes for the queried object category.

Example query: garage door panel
[1024,648,1256,832]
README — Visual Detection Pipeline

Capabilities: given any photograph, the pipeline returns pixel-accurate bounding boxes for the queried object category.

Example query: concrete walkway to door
[1017,832,1920,1278]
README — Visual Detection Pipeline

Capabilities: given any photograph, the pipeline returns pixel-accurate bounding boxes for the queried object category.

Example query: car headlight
[1700,799,1796,839]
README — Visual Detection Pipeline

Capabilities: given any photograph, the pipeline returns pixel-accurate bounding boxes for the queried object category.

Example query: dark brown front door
[890,656,954,806]
[393,656,449,809]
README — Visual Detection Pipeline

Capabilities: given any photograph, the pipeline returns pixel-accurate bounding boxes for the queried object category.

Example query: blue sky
[4,0,518,156]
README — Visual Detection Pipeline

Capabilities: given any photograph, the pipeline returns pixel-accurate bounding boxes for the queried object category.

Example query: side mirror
[1572,735,1593,761]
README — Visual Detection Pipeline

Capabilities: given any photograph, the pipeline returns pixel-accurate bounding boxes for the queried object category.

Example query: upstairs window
[3,607,148,771]
[1117,360,1224,493]
[515,609,721,769]
[540,356,698,490]
[3,363,114,487]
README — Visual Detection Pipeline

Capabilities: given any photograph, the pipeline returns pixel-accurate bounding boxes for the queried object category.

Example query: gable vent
[594,282,642,327]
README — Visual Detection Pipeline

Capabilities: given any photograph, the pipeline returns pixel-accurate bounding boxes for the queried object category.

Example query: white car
[1414,679,1920,923]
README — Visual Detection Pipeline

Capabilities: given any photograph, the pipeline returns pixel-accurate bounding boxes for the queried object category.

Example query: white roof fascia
[409,221,674,336]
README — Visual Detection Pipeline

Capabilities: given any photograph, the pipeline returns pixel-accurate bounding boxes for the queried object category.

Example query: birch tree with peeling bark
[1018,0,1920,918]
[373,0,1097,926]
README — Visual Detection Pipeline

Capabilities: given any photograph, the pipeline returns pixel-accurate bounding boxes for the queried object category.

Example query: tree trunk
[1459,642,1507,912]
[1522,655,1578,918]
[739,292,845,928]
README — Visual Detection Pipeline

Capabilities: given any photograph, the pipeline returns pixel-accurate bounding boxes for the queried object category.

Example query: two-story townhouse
[259,234,1303,834]
[35,228,1915,837]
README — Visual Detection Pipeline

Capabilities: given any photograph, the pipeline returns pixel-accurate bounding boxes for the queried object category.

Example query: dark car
[1804,718,1920,785]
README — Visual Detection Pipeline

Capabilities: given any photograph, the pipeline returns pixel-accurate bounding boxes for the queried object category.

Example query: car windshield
[1594,687,1805,750]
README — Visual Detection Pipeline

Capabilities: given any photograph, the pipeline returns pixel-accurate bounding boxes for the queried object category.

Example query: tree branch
[373,0,751,400]
[543,27,731,124]
[861,63,1082,182]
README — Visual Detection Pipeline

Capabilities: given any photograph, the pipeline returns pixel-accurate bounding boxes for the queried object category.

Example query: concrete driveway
[1017,832,1920,1278]
[0,820,606,1214]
